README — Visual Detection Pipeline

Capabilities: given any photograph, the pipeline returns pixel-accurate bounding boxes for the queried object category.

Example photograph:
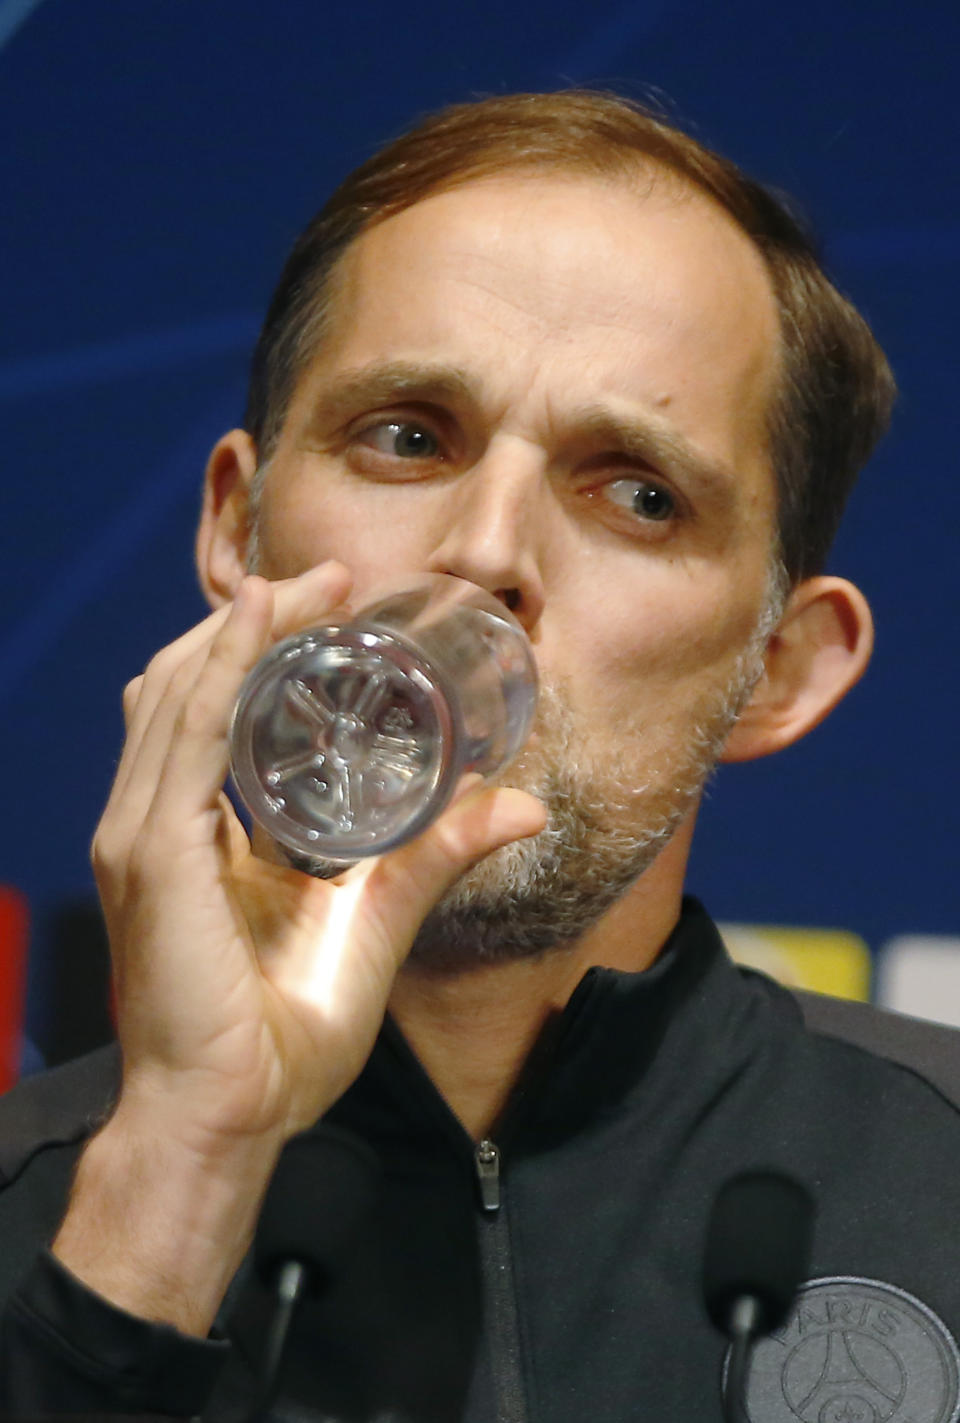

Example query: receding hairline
[283,157,785,441]
[244,89,895,586]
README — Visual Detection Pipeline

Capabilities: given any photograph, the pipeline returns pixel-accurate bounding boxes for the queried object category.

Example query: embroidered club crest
[740,1277,960,1423]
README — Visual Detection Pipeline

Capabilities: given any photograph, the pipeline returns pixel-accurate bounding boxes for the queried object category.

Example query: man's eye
[362,421,440,459]
[604,476,676,522]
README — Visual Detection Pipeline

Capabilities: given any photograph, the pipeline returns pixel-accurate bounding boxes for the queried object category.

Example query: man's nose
[423,448,548,633]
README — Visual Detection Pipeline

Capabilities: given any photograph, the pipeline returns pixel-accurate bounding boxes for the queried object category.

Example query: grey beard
[410,764,682,971]
[284,687,722,967]
[410,578,784,970]
[408,679,742,969]
[276,555,784,972]
[289,627,772,968]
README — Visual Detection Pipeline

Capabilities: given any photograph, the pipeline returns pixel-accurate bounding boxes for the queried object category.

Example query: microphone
[247,1126,381,1423]
[702,1170,815,1423]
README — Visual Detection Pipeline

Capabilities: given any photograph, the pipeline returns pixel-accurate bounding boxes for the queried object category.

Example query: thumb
[356,781,547,959]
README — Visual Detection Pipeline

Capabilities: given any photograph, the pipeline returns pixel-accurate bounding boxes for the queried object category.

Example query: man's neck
[388,846,687,1140]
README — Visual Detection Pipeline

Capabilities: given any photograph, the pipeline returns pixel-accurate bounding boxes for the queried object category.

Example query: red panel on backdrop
[0,888,28,1092]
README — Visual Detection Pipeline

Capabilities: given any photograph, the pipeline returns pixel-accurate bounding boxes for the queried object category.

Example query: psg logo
[741,1278,960,1423]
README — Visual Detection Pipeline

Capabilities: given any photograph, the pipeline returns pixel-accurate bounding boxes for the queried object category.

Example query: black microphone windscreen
[702,1170,815,1336]
[254,1125,381,1291]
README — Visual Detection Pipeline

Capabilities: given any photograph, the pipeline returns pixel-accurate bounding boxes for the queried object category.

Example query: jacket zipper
[472,1139,529,1423]
[475,1138,501,1211]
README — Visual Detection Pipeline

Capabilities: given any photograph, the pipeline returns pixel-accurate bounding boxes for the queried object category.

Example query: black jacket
[3,899,960,1422]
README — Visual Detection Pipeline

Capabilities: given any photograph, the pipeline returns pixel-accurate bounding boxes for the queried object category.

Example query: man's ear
[720,576,874,764]
[195,429,259,609]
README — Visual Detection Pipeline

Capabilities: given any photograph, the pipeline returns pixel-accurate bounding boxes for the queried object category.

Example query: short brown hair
[244,90,895,585]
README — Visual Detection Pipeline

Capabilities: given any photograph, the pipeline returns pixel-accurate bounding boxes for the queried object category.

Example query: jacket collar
[325,898,784,1154]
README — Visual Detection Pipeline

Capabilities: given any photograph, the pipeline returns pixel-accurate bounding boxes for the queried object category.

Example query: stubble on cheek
[410,629,767,969]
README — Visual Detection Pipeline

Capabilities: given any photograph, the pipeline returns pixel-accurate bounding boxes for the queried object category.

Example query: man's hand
[52,564,545,1334]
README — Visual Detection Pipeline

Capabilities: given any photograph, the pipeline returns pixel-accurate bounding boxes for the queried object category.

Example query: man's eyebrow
[304,361,478,428]
[572,406,739,497]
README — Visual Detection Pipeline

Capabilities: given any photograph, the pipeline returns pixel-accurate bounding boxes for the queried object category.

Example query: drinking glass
[229,575,538,864]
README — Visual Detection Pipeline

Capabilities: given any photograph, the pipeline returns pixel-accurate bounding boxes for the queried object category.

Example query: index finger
[109,561,354,815]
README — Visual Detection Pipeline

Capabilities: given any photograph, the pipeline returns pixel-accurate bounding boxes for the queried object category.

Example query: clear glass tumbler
[229,575,538,864]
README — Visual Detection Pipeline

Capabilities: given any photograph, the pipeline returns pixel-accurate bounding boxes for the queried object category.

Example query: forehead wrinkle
[449,244,676,350]
[451,258,606,339]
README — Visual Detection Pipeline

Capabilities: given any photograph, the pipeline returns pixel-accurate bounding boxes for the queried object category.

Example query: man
[3,91,959,1422]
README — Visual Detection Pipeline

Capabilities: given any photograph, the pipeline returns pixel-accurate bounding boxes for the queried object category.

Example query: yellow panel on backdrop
[719,924,872,1002]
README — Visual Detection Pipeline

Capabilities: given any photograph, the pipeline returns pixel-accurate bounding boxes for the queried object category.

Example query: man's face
[249,170,783,962]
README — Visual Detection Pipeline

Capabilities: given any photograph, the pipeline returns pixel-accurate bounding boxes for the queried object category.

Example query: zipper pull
[474,1138,501,1212]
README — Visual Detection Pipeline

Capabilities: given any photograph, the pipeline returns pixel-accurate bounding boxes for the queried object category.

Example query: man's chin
[274,640,765,970]
[407,787,681,972]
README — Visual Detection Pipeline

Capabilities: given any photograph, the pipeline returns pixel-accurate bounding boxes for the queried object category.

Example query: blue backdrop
[2,0,958,1063]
